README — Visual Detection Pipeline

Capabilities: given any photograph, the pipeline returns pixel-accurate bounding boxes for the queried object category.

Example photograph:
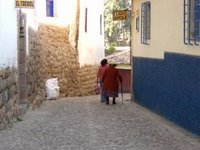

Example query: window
[184,0,200,45]
[85,8,88,33]
[46,0,54,17]
[141,2,151,44]
[100,14,102,35]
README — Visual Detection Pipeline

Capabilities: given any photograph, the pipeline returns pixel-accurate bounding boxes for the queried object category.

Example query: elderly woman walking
[97,59,109,102]
[102,63,122,105]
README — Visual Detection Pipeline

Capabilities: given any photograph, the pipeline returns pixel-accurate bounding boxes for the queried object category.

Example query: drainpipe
[130,0,134,101]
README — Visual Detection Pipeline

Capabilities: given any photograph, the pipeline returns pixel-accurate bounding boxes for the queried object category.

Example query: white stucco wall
[33,0,105,66]
[0,0,105,67]
[31,0,76,26]
[22,0,71,30]
[78,0,105,66]
[30,0,105,66]
[24,0,105,66]
[0,0,17,67]
[132,0,200,59]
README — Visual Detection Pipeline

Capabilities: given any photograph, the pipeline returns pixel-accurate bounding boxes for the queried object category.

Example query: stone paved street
[0,94,200,150]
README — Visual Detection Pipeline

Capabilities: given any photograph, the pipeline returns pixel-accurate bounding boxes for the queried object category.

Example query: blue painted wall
[132,52,200,135]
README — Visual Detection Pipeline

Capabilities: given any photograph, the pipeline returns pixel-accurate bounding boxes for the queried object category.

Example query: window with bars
[141,2,151,44]
[184,0,200,45]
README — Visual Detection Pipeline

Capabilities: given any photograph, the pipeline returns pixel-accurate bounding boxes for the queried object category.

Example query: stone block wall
[0,67,20,129]
[26,28,46,108]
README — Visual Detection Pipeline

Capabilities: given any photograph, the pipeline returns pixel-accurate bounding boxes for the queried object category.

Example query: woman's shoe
[112,99,116,104]
[106,97,109,104]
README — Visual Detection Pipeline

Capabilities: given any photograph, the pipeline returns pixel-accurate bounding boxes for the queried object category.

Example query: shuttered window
[46,0,54,17]
[100,14,102,35]
[85,8,88,33]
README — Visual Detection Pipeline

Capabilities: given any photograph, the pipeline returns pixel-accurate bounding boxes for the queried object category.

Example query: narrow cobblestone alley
[0,94,200,150]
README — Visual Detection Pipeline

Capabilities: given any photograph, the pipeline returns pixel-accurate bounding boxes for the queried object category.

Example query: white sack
[46,78,60,100]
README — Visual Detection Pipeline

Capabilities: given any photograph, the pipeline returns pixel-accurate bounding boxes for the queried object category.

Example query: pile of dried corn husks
[27,24,98,108]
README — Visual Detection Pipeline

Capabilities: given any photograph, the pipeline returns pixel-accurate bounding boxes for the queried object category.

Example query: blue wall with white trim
[132,52,200,135]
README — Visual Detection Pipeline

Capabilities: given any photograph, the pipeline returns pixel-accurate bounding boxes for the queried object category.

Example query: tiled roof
[106,50,130,64]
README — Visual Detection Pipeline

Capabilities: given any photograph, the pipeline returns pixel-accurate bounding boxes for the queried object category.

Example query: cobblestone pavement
[0,94,200,150]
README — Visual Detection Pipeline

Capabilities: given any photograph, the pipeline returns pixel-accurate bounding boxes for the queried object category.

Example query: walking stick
[120,82,123,104]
